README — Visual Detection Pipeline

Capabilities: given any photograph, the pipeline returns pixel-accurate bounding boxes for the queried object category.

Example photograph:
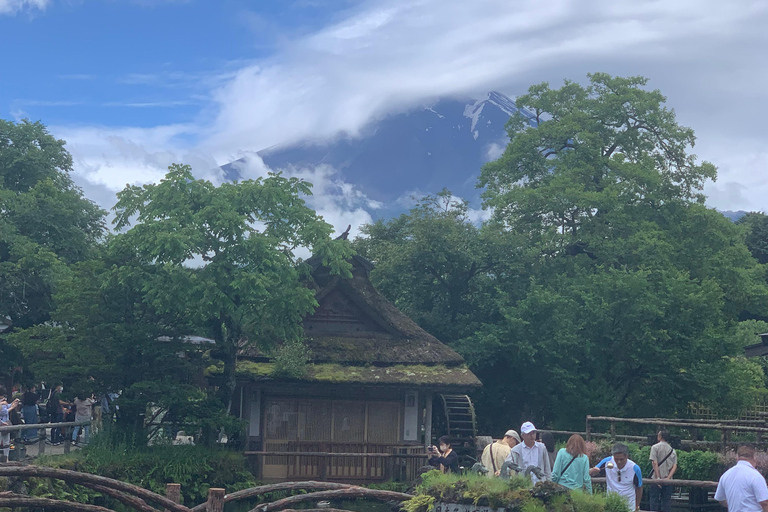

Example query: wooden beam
[252,488,413,512]
[591,477,717,488]
[0,466,189,512]
[243,451,428,458]
[0,492,115,512]
[586,416,768,433]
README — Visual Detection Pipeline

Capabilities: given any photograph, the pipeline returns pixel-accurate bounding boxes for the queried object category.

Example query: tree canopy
[111,163,353,408]
[359,74,768,430]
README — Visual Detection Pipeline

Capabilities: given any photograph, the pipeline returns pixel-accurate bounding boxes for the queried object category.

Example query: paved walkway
[10,427,85,460]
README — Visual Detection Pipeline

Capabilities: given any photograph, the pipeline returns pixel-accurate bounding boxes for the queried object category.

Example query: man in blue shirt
[590,443,643,511]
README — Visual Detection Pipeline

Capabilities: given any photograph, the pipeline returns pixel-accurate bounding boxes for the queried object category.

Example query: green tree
[737,212,768,265]
[471,73,768,427]
[111,164,353,409]
[0,118,105,389]
[7,252,215,436]
[354,190,499,345]
[0,119,105,329]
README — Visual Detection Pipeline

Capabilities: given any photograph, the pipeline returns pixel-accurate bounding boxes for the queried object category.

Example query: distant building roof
[744,332,768,357]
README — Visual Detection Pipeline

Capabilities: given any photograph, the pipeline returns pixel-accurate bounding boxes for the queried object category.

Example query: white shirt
[521,443,539,469]
[597,457,643,510]
[506,441,551,484]
[715,461,768,512]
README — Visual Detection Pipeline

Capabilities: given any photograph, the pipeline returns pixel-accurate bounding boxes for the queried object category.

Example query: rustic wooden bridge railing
[0,419,92,457]
[0,464,415,512]
[585,415,768,449]
[0,460,726,512]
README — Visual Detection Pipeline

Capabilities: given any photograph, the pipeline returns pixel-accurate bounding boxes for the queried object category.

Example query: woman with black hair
[428,435,460,474]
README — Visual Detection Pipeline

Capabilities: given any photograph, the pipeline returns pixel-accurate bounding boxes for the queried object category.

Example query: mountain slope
[222,92,534,208]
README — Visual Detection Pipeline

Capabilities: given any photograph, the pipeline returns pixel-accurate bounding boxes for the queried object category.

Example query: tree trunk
[217,341,237,413]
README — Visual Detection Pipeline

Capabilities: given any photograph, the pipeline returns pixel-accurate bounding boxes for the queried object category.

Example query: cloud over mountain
[37,0,768,230]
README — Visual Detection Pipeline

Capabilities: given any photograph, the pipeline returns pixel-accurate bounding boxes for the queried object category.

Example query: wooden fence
[585,415,768,449]
[0,465,414,512]
[0,419,91,458]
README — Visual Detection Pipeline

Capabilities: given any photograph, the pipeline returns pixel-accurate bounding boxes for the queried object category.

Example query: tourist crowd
[428,422,680,512]
[0,382,115,458]
[430,422,768,512]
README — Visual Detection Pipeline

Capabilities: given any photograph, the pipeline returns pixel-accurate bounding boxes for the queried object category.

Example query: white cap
[520,421,537,434]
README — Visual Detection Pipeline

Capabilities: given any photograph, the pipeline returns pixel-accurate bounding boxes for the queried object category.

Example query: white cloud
[202,0,768,159]
[229,154,379,238]
[0,0,47,15]
[43,0,768,224]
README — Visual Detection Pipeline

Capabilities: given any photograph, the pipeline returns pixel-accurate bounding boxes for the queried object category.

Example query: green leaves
[111,163,353,406]
[361,73,768,431]
[0,118,105,333]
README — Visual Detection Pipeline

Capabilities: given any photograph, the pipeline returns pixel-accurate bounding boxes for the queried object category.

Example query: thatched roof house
[227,253,481,482]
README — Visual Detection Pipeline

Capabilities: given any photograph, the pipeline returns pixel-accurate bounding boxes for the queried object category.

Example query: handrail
[587,415,768,433]
[0,420,90,433]
[190,481,357,512]
[243,451,427,458]
[591,477,717,488]
[0,466,190,512]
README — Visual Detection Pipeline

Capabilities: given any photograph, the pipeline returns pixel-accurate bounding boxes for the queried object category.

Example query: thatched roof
[212,361,481,388]
[239,254,480,388]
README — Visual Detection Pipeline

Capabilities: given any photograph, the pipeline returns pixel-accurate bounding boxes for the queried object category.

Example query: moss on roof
[209,360,481,387]
[235,255,482,390]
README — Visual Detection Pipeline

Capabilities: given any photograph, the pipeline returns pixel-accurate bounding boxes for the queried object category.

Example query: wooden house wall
[238,382,433,481]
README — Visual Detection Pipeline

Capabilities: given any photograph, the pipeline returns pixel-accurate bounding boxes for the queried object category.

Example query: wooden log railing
[591,477,718,488]
[0,419,91,457]
[0,465,728,512]
[190,481,357,512]
[0,465,189,512]
[251,488,414,512]
[585,414,768,447]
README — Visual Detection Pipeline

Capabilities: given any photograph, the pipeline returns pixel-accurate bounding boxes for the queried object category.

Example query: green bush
[35,441,257,506]
[403,472,632,512]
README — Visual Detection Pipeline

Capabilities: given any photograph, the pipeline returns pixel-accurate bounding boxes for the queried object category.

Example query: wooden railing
[0,462,729,512]
[0,420,91,457]
[247,443,428,482]
[585,415,768,448]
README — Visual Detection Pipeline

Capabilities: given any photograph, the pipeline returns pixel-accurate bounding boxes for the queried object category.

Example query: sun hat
[504,430,522,443]
[520,421,537,434]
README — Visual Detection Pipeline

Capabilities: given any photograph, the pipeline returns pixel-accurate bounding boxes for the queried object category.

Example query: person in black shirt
[428,435,460,473]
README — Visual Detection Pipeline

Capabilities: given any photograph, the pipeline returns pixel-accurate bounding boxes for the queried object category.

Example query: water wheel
[432,394,477,464]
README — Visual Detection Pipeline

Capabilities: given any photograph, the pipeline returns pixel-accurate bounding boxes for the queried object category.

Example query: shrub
[402,472,633,512]
[271,339,310,378]
[35,442,257,506]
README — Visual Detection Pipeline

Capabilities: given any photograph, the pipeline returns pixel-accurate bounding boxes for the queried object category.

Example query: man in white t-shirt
[590,443,643,511]
[715,444,768,512]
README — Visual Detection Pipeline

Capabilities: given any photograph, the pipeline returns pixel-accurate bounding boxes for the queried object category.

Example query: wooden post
[721,429,730,452]
[63,439,71,454]
[585,415,592,442]
[165,483,181,509]
[206,488,225,512]
[610,421,616,441]
[38,436,45,455]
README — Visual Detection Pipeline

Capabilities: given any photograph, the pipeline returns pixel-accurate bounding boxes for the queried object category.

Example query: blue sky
[1,0,768,236]
[1,0,353,127]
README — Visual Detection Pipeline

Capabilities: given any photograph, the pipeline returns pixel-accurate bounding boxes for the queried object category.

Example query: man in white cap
[505,421,551,484]
[481,430,520,477]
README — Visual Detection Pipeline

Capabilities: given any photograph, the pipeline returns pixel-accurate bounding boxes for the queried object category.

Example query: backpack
[45,391,58,415]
